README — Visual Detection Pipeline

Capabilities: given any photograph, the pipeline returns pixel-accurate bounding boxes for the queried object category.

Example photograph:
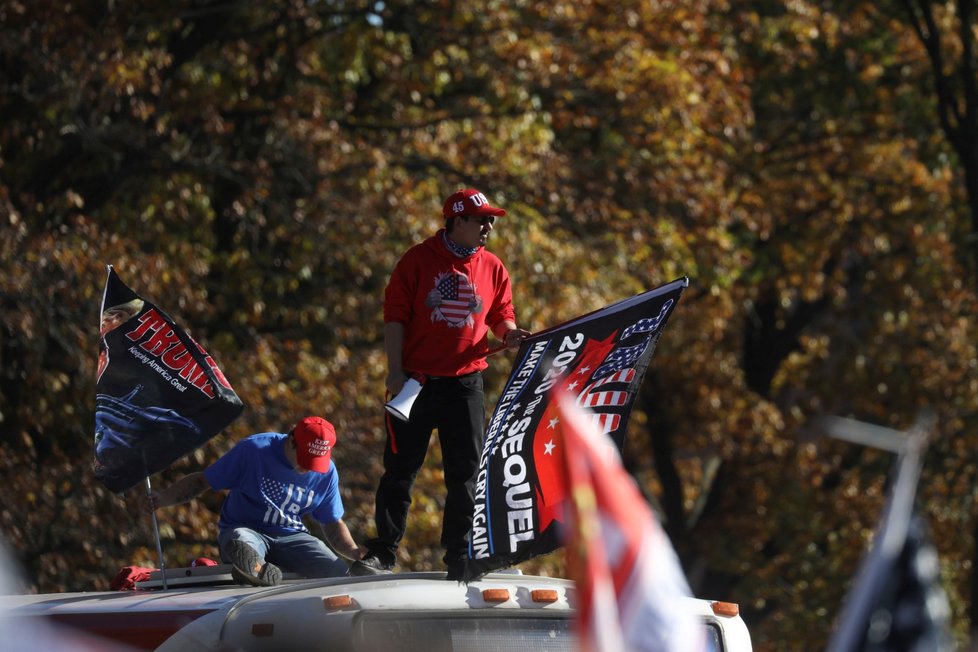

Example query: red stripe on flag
[554,389,705,652]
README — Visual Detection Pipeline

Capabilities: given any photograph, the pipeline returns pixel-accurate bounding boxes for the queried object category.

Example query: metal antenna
[145,476,168,590]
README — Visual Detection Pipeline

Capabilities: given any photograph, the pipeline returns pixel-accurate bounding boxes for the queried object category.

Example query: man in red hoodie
[352,188,530,581]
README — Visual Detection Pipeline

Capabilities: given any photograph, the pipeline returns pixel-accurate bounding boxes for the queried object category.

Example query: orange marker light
[323,595,354,610]
[711,601,740,617]
[482,588,510,603]
[530,589,559,603]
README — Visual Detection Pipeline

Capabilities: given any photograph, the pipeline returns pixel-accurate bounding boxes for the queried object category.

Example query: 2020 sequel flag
[463,277,688,580]
[94,266,244,493]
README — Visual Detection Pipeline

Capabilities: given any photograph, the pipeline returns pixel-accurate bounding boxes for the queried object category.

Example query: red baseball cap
[442,188,507,219]
[292,416,336,473]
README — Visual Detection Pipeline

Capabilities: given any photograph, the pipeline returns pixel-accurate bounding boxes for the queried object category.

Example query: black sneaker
[445,557,473,582]
[227,540,282,587]
[350,554,394,576]
[445,560,466,582]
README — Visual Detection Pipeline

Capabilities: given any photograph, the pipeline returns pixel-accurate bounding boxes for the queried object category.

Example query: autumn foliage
[2,1,978,649]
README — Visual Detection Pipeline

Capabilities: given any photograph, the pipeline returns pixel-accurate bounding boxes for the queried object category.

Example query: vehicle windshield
[355,612,573,652]
[705,622,723,651]
[354,613,727,652]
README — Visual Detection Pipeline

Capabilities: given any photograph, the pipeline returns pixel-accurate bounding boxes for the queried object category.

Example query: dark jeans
[368,372,484,567]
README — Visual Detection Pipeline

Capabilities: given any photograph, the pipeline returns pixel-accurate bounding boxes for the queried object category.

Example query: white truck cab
[1,566,752,651]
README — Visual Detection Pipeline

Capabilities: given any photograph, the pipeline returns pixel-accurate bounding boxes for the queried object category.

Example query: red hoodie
[384,230,517,377]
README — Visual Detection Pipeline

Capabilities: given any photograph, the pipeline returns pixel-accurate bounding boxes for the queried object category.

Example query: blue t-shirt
[204,432,344,536]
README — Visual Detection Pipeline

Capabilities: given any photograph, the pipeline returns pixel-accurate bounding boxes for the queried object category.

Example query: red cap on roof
[292,416,336,473]
[442,188,507,219]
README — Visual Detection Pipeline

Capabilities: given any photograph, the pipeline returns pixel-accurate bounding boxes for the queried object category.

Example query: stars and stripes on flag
[555,390,705,652]
[593,341,650,380]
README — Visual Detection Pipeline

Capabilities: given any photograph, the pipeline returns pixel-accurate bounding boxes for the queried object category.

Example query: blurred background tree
[1,0,976,649]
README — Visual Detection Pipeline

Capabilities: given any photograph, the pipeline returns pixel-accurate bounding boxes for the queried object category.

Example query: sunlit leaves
[2,0,978,648]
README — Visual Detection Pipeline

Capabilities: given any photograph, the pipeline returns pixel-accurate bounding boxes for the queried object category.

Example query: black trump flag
[94,266,244,493]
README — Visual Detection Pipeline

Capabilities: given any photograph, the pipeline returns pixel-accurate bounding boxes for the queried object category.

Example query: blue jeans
[219,527,348,578]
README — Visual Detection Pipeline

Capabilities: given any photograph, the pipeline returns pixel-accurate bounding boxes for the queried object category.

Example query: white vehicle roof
[1,567,752,651]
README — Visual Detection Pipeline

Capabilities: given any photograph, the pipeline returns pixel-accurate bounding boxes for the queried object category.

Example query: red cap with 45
[442,188,507,219]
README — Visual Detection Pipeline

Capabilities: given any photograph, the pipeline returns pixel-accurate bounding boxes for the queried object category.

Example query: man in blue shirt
[147,416,365,586]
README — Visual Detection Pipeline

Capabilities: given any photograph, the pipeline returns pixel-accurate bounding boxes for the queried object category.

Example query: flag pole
[145,476,168,590]
[824,410,946,652]
[482,277,689,358]
[486,333,536,357]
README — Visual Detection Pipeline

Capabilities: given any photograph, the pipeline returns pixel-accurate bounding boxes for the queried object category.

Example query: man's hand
[386,370,408,396]
[323,520,366,562]
[503,327,531,350]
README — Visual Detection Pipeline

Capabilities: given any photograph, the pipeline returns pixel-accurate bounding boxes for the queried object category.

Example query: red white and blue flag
[555,389,705,652]
[94,266,244,492]
[463,278,687,579]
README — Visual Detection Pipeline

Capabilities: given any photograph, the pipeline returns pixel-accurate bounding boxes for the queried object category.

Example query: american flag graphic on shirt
[260,476,315,530]
[430,271,480,328]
